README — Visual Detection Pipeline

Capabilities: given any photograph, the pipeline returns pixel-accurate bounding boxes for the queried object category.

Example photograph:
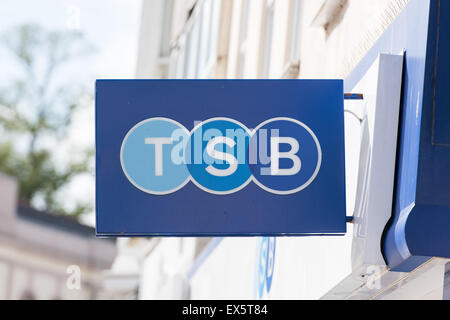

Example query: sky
[0,0,143,225]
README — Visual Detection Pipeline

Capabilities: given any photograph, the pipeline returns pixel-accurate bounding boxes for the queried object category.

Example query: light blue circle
[121,118,190,195]
[186,119,252,194]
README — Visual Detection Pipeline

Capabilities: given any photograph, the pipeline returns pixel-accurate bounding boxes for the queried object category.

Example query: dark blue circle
[249,119,320,193]
[186,119,252,193]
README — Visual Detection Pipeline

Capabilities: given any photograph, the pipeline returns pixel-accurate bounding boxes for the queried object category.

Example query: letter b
[269,137,301,176]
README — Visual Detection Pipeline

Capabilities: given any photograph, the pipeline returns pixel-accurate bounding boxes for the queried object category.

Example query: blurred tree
[0,24,94,219]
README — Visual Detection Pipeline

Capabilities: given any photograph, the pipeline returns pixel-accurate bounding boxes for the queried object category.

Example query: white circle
[250,117,322,195]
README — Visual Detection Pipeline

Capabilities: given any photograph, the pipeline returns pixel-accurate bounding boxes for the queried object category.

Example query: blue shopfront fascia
[346,0,450,272]
[96,80,346,236]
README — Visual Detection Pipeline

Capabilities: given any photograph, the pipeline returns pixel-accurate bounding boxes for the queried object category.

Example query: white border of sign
[250,117,322,195]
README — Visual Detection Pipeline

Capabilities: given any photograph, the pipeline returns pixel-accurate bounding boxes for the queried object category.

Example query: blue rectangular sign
[95,80,346,236]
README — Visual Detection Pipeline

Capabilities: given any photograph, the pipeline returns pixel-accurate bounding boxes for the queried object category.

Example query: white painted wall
[189,235,354,300]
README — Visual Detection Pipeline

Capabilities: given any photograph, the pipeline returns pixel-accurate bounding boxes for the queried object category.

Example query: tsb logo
[120,117,321,195]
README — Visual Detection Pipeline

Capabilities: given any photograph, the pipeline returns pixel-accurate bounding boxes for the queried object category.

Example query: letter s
[205,137,238,177]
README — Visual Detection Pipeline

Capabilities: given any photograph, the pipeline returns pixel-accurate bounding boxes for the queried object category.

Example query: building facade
[115,0,450,299]
[0,173,116,300]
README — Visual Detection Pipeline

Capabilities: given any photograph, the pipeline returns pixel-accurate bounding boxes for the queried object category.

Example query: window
[237,0,250,78]
[174,0,222,79]
[260,0,275,78]
[159,0,174,58]
[168,47,178,78]
[184,21,200,78]
[287,0,303,63]
[208,0,221,66]
[169,37,186,79]
[197,0,212,75]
